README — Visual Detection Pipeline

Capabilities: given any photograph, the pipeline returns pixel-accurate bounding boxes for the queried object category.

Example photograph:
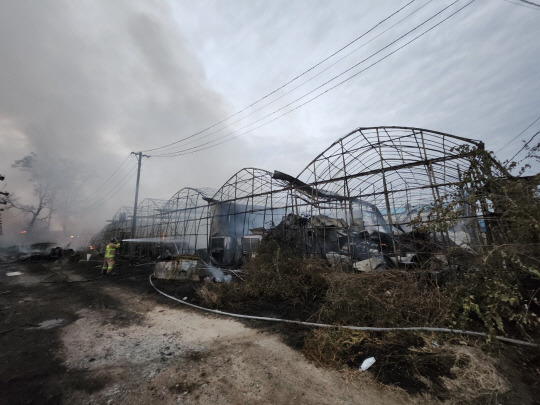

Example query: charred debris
[91,126,528,274]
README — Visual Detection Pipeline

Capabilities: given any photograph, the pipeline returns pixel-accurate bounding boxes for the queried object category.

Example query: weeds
[194,145,540,399]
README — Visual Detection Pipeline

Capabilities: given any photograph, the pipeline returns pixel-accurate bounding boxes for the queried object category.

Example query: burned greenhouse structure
[93,126,510,269]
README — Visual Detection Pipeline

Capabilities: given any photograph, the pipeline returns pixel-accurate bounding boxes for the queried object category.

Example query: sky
[0,0,539,243]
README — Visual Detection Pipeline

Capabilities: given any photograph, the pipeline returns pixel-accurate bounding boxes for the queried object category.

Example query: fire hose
[149,274,538,348]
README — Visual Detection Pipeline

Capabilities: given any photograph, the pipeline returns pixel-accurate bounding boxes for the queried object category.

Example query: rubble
[154,257,232,283]
[353,256,386,272]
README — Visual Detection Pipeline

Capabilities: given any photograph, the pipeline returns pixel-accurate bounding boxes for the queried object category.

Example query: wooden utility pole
[131,152,150,241]
[0,174,6,236]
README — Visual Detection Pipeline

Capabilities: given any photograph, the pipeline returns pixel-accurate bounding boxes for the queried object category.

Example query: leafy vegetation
[195,144,540,400]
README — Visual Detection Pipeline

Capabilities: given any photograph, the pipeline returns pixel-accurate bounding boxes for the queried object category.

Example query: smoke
[0,0,239,244]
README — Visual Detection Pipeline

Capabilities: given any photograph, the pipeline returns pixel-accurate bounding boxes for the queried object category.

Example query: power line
[77,169,138,214]
[503,0,540,8]
[153,0,463,157]
[71,160,138,214]
[496,113,540,153]
[502,0,540,10]
[71,153,132,209]
[72,160,137,212]
[140,0,420,154]
[153,0,475,158]
[518,0,540,6]
[154,0,437,155]
[505,129,540,165]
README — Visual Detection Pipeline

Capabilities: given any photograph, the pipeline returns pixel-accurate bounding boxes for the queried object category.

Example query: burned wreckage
[92,126,510,275]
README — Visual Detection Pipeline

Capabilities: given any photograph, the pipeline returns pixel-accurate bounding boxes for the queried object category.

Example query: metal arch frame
[206,168,297,266]
[157,187,217,255]
[295,127,494,233]
[93,126,510,266]
[133,198,168,239]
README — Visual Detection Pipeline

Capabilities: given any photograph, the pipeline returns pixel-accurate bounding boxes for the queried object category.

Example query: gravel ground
[1,258,424,405]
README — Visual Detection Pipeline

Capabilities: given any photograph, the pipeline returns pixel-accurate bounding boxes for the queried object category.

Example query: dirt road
[0,259,426,405]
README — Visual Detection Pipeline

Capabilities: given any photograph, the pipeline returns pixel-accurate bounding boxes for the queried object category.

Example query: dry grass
[194,230,539,399]
[319,270,448,327]
[439,346,512,404]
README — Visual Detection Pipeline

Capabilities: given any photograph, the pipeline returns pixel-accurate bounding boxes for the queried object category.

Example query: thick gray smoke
[0,1,240,245]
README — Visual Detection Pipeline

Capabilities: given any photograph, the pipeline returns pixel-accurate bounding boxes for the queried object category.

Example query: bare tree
[8,153,55,233]
[7,152,87,235]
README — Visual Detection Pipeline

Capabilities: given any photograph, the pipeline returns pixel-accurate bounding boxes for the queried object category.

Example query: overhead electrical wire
[518,0,540,6]
[496,113,540,153]
[505,129,540,165]
[152,0,462,157]
[71,153,132,209]
[71,159,138,214]
[152,0,475,158]
[76,169,138,214]
[140,0,420,154]
[152,0,472,157]
[77,164,137,213]
[72,159,137,212]
[151,0,437,155]
[502,0,540,9]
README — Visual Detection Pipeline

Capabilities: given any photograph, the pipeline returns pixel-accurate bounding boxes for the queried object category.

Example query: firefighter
[102,238,120,275]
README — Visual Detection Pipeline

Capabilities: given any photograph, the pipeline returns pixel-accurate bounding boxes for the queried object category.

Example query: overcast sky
[1,0,539,240]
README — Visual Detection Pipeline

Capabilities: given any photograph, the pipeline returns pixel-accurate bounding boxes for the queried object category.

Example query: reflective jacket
[105,243,120,259]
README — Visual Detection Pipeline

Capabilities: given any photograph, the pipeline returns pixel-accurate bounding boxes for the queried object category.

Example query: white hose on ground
[149,274,538,348]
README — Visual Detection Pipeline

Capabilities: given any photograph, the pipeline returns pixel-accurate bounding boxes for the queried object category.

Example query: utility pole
[0,174,6,236]
[130,152,150,241]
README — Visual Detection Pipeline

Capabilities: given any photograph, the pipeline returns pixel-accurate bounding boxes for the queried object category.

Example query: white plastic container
[360,357,376,371]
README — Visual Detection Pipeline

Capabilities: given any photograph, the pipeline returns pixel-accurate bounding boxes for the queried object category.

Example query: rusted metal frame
[397,135,423,191]
[172,198,182,237]
[213,180,292,206]
[309,145,347,183]
[308,151,477,189]
[239,170,255,238]
[230,173,238,238]
[326,144,375,191]
[212,172,238,255]
[358,126,483,148]
[312,171,340,254]
[467,163,495,245]
[382,128,418,191]
[336,141,404,211]
[263,178,271,231]
[358,129,408,193]
[323,153,344,255]
[171,195,186,238]
[417,129,441,196]
[184,205,197,252]
[337,139,354,256]
[418,130,445,205]
[339,140,355,225]
[355,162,461,197]
[168,198,181,245]
[193,192,210,252]
[442,135,448,186]
[309,159,321,253]
[181,199,193,244]
[376,128,397,243]
[320,131,462,172]
[419,129,451,244]
[456,167,484,249]
[318,152,345,186]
